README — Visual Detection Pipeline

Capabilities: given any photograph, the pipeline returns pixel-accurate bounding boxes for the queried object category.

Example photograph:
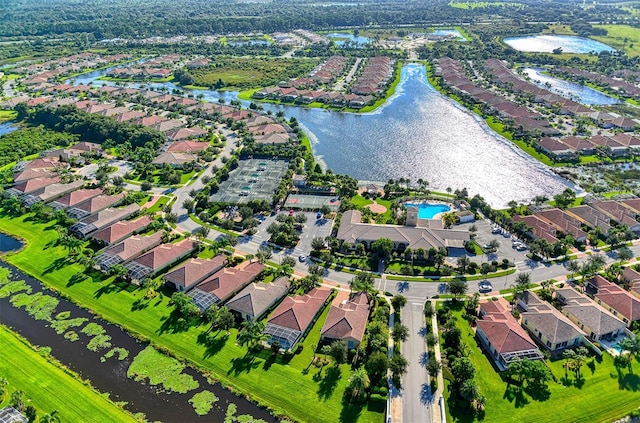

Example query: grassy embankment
[0,325,136,422]
[0,211,384,423]
[0,110,17,122]
[439,303,640,423]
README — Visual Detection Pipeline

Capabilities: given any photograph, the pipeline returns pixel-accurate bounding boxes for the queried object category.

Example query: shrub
[295,344,304,354]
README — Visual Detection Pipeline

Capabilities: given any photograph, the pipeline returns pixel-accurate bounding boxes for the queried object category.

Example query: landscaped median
[0,211,384,423]
[0,325,136,422]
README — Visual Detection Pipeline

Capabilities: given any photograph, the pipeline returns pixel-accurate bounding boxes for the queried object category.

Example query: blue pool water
[405,203,451,219]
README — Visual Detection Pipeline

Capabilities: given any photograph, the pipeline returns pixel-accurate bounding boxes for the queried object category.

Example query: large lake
[522,67,621,105]
[71,63,573,207]
[504,34,615,54]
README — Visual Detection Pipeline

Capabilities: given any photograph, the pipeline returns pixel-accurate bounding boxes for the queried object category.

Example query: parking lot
[456,218,530,269]
[209,158,289,204]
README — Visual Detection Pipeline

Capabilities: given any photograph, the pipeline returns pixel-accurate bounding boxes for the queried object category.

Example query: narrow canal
[0,246,276,422]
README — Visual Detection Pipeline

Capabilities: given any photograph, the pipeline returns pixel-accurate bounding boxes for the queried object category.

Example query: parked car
[479,281,493,293]
[298,254,307,262]
[316,211,323,219]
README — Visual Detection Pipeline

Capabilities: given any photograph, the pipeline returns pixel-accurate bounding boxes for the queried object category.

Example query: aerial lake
[70,63,573,207]
[0,121,18,137]
[503,34,615,54]
[522,67,621,105]
[325,32,371,45]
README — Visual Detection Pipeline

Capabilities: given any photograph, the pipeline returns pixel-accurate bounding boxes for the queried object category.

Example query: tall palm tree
[619,336,640,369]
[347,367,370,399]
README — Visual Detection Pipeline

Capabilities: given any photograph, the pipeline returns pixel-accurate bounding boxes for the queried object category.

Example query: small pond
[522,67,621,106]
[0,233,22,252]
[431,29,465,40]
[326,32,371,45]
[227,40,270,46]
[503,34,615,54]
[0,121,18,137]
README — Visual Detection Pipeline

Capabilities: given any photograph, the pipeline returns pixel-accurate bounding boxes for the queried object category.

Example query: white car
[479,281,493,293]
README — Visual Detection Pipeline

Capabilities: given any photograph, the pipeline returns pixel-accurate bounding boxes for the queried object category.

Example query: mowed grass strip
[442,304,640,423]
[0,325,135,422]
[0,212,383,423]
[593,24,640,57]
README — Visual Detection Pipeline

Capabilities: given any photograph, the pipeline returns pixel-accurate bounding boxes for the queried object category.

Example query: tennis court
[209,158,289,204]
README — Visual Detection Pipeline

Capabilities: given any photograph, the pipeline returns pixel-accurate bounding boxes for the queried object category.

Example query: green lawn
[0,325,135,422]
[0,211,384,423]
[593,25,640,57]
[0,110,16,122]
[441,304,640,423]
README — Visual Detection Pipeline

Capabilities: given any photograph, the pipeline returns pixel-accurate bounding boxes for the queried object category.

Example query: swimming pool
[405,203,451,219]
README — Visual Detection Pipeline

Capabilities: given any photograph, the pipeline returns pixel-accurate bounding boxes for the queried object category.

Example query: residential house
[13,168,56,183]
[226,276,291,321]
[90,215,153,245]
[49,187,103,210]
[264,288,332,351]
[21,180,85,207]
[320,292,370,349]
[187,262,265,311]
[586,275,640,326]
[163,255,227,292]
[95,232,164,272]
[5,176,61,197]
[476,298,544,371]
[166,141,210,154]
[622,267,640,298]
[518,291,585,352]
[66,192,126,220]
[152,152,198,167]
[565,205,611,236]
[125,239,198,283]
[69,203,140,238]
[555,287,627,341]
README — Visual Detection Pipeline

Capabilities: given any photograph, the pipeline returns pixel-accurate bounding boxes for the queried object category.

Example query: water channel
[71,63,574,207]
[522,67,621,106]
[0,254,275,422]
[0,121,18,137]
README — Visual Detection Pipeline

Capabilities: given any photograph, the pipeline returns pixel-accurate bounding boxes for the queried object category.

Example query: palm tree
[237,320,267,350]
[39,410,61,423]
[347,367,370,400]
[619,336,640,369]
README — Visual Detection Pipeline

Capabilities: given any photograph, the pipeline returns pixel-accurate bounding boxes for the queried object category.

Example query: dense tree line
[27,105,166,149]
[0,126,77,167]
[0,0,632,39]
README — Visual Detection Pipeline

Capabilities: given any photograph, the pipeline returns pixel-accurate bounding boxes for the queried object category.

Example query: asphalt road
[400,301,432,423]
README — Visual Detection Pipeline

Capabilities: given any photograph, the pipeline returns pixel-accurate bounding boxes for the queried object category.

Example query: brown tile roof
[52,187,103,207]
[226,276,291,319]
[195,261,265,303]
[519,291,585,347]
[268,288,331,332]
[90,215,153,244]
[321,292,370,344]
[34,180,85,202]
[163,255,227,291]
[23,158,60,170]
[589,275,640,323]
[102,232,164,262]
[131,239,197,271]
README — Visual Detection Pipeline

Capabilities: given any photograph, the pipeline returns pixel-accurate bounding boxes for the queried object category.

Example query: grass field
[441,303,640,423]
[0,211,384,423]
[190,57,319,90]
[0,325,135,422]
[449,1,524,9]
[593,24,640,57]
[0,110,16,122]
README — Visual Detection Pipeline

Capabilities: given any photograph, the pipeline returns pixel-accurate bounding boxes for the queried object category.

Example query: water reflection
[504,35,615,54]
[70,63,573,207]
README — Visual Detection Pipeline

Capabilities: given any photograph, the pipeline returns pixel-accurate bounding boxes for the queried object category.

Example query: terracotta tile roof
[131,239,197,271]
[166,141,209,153]
[12,176,60,194]
[52,187,103,208]
[73,192,125,214]
[195,261,265,303]
[80,203,140,229]
[13,168,56,183]
[268,288,331,332]
[90,215,153,244]
[23,158,60,170]
[163,255,227,291]
[478,298,538,354]
[588,276,640,323]
[165,127,208,141]
[33,180,85,202]
[101,232,164,262]
[321,292,370,344]
[152,152,197,166]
